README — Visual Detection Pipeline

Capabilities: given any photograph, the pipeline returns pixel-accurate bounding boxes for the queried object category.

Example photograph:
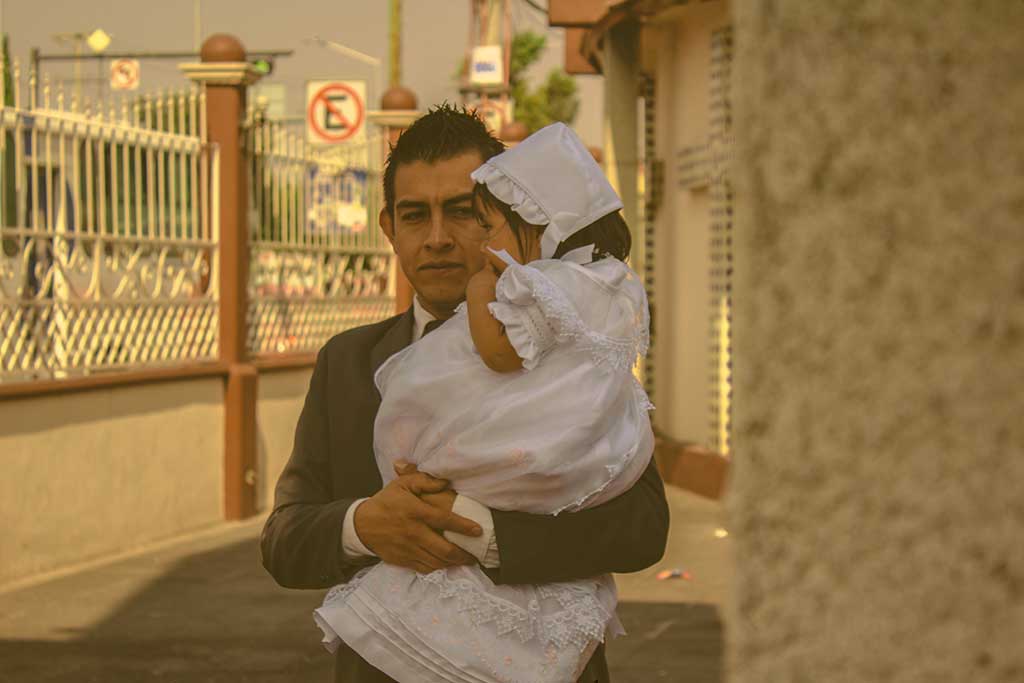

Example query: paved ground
[0,486,731,682]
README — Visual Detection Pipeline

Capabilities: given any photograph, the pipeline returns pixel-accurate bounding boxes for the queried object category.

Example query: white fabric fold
[443,494,498,567]
[315,565,619,683]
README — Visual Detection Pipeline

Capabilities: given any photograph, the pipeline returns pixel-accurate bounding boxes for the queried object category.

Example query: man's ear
[379,208,396,251]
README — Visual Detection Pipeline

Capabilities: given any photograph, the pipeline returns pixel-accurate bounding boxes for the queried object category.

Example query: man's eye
[451,206,474,219]
[401,212,425,222]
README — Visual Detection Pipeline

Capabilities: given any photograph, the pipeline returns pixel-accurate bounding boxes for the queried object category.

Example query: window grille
[641,74,657,401]
[708,25,733,454]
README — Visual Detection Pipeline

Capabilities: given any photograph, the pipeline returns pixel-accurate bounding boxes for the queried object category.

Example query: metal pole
[193,0,201,51]
[30,46,39,106]
[389,0,401,87]
[74,39,82,105]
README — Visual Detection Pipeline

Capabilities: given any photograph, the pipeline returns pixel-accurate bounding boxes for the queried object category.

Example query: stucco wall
[729,3,1024,681]
[256,368,313,512]
[0,379,223,586]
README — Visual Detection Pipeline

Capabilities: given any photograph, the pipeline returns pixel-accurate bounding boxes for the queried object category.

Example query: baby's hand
[485,248,513,274]
[466,266,499,301]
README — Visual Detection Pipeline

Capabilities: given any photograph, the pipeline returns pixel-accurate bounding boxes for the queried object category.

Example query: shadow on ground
[0,536,722,682]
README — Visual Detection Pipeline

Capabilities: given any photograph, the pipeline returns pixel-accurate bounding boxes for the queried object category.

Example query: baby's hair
[472,183,632,262]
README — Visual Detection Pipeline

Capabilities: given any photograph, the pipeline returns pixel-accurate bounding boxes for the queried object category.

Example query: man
[260,105,669,683]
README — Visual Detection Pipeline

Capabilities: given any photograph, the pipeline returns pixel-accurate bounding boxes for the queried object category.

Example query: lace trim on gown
[417,570,618,653]
[324,567,622,655]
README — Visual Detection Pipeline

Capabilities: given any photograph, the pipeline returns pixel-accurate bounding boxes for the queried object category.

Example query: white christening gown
[315,254,655,683]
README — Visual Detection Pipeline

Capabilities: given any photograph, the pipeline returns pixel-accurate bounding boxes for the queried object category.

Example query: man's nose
[424,213,455,250]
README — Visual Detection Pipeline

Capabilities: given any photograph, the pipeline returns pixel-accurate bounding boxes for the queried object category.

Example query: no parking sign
[110,59,141,91]
[306,80,366,145]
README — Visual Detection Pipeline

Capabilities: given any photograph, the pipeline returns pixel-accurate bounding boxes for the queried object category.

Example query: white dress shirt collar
[410,296,436,343]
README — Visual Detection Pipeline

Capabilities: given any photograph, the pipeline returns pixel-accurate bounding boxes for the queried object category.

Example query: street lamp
[51,28,110,103]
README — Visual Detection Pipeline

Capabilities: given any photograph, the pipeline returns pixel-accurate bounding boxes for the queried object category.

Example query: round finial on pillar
[499,121,529,144]
[381,85,418,111]
[201,34,246,63]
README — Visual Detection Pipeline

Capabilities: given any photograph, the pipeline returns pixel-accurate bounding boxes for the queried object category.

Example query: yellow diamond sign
[86,29,111,54]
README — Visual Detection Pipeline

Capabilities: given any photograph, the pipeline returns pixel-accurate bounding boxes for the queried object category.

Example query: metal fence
[246,107,394,356]
[0,59,219,381]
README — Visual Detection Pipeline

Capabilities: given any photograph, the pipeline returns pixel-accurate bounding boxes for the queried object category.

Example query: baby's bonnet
[470,122,623,260]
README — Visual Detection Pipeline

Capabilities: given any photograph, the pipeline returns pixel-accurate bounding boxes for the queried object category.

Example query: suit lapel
[370,308,415,376]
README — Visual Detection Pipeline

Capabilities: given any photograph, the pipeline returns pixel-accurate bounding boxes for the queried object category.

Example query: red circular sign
[307,83,365,143]
[110,59,140,90]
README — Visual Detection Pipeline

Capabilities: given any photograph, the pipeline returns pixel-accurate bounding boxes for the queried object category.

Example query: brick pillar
[371,85,420,314]
[182,35,263,520]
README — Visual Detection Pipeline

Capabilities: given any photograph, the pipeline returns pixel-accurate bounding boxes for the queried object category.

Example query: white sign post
[109,58,140,91]
[470,45,504,86]
[305,80,367,145]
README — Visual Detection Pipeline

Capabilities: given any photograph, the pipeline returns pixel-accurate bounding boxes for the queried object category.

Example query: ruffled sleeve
[487,264,560,371]
[487,261,648,374]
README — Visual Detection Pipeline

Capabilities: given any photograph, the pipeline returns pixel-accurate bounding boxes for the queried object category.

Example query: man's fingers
[393,461,418,476]
[417,502,482,537]
[414,528,477,567]
[411,560,440,575]
[401,472,449,495]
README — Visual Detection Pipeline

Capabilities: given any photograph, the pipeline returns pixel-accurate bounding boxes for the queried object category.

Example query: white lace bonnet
[470,122,623,260]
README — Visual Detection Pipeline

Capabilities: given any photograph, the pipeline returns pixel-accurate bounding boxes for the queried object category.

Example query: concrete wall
[0,379,223,586]
[730,3,1024,681]
[256,368,313,512]
[647,2,731,446]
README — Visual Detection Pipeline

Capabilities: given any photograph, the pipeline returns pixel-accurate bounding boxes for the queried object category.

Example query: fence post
[182,34,262,520]
[371,86,419,314]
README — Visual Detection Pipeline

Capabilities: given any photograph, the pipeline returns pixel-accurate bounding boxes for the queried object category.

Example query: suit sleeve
[491,458,669,585]
[260,347,372,589]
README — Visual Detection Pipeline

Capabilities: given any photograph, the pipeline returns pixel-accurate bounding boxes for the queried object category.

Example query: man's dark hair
[383,103,505,216]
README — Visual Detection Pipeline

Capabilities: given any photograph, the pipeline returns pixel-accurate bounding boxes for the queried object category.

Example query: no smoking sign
[306,80,366,145]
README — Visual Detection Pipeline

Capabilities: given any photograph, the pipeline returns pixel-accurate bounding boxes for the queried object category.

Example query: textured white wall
[256,368,312,513]
[729,2,1024,681]
[0,379,223,586]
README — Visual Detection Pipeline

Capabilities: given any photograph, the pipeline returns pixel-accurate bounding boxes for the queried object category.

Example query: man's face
[380,151,488,316]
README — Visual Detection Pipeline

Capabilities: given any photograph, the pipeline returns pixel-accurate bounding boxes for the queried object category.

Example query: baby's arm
[466,265,524,373]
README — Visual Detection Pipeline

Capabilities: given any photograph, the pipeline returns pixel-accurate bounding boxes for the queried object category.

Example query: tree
[508,31,579,133]
[515,69,579,133]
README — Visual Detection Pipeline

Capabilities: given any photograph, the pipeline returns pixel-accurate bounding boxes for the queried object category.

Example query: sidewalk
[0,486,730,682]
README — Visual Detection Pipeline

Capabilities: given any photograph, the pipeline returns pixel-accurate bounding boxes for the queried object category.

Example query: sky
[0,0,604,145]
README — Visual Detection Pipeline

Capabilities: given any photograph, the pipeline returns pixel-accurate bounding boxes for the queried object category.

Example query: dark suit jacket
[260,309,670,682]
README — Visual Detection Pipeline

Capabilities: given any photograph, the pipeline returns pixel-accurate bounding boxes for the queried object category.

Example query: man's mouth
[419,262,463,275]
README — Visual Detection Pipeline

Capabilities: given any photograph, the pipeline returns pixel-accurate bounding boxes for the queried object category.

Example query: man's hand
[353,471,480,574]
[393,462,458,515]
[421,489,457,513]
